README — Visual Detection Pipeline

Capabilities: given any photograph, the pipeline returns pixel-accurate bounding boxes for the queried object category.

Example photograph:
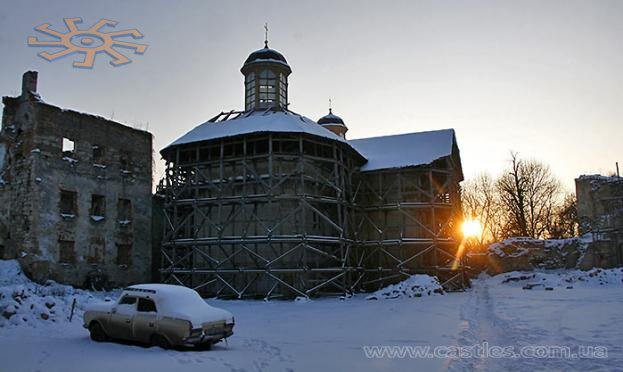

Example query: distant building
[159,42,464,298]
[0,71,153,287]
[576,175,623,267]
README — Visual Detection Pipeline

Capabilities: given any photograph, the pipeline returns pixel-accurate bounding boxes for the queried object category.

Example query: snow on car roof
[125,284,233,326]
[349,129,457,172]
[126,283,197,296]
[164,109,349,150]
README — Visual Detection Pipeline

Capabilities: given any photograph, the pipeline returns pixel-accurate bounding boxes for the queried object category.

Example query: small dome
[317,109,345,125]
[242,47,291,71]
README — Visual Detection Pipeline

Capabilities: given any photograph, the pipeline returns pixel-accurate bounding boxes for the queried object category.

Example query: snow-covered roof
[349,129,458,172]
[243,47,290,69]
[164,110,351,150]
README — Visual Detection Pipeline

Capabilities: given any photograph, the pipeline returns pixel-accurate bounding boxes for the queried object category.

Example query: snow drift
[0,259,114,328]
[489,267,623,290]
[365,274,444,300]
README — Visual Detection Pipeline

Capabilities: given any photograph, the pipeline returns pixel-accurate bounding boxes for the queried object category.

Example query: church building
[159,39,464,298]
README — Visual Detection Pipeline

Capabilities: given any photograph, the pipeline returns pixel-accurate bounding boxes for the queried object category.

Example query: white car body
[83,284,234,348]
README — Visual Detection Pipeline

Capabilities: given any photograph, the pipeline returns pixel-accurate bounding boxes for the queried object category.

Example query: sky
[1,0,622,190]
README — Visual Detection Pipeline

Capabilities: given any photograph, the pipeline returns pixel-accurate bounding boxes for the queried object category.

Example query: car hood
[85,301,114,313]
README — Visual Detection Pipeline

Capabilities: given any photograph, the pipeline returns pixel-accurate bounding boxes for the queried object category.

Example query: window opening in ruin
[92,145,105,164]
[87,236,105,264]
[90,194,106,219]
[117,198,132,223]
[120,152,131,172]
[58,240,75,264]
[116,243,132,266]
[59,190,77,216]
[62,137,75,158]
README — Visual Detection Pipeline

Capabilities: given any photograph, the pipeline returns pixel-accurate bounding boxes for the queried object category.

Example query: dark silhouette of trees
[496,152,561,238]
[462,152,577,244]
[547,193,579,238]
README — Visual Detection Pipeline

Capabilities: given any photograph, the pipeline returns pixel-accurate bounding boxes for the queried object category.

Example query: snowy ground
[1,267,622,372]
[449,270,623,371]
[0,295,464,372]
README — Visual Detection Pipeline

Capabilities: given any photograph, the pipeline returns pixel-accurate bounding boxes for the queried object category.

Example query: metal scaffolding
[160,112,364,298]
[351,156,465,292]
[160,110,465,298]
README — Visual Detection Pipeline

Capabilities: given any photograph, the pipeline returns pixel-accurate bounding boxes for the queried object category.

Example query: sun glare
[461,218,482,238]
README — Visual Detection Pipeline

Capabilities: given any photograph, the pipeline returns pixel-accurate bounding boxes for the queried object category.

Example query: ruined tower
[0,72,153,287]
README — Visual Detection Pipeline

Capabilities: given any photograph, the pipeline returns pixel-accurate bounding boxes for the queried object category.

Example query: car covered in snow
[83,284,234,349]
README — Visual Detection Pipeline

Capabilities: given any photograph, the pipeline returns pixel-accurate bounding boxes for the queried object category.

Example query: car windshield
[118,295,137,305]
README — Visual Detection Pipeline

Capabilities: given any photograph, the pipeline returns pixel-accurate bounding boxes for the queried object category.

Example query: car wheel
[151,334,171,350]
[89,322,108,342]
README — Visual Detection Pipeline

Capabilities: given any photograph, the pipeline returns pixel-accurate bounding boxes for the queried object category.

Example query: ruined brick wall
[0,71,153,287]
[575,175,623,267]
[576,175,623,233]
[0,94,39,260]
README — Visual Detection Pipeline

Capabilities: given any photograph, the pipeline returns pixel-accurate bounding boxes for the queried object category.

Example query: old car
[83,284,234,349]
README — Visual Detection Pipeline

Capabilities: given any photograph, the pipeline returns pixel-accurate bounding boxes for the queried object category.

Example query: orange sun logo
[27,18,148,68]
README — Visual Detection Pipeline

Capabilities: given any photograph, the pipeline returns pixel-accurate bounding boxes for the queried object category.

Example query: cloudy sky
[1,0,622,189]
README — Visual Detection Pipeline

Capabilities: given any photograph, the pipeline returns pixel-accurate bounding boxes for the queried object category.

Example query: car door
[132,297,158,343]
[107,295,137,340]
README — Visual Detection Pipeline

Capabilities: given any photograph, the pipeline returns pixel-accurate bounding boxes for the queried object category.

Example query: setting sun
[461,218,483,238]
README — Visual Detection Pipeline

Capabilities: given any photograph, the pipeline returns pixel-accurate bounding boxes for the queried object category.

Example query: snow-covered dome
[317,109,348,139]
[241,47,291,73]
[164,109,353,151]
[317,109,345,125]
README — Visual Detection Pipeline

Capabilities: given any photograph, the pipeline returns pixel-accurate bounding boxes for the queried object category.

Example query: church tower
[240,29,291,111]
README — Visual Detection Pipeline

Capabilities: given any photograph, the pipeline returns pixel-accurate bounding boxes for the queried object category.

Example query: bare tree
[496,152,562,238]
[548,193,578,238]
[461,173,503,246]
